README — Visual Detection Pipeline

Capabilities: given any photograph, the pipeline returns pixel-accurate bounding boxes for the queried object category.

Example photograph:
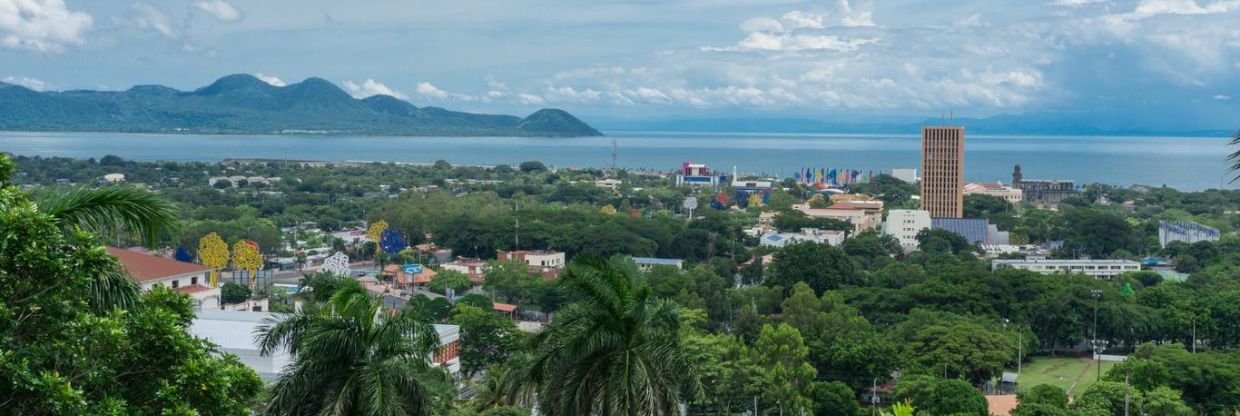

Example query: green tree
[256,290,450,415]
[1012,384,1070,416]
[530,256,702,416]
[752,323,817,414]
[1,153,260,414]
[452,303,520,377]
[923,379,988,416]
[766,242,858,294]
[430,269,473,295]
[906,321,1016,383]
[811,381,859,416]
[221,281,251,304]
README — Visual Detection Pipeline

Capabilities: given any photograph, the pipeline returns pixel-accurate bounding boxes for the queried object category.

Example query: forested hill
[0,74,602,137]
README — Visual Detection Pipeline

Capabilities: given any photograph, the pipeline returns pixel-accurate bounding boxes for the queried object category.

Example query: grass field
[1013,357,1118,396]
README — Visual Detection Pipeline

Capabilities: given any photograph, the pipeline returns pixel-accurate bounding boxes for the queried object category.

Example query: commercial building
[674,161,726,187]
[1158,220,1221,248]
[990,259,1141,279]
[107,247,219,309]
[1012,165,1077,206]
[920,126,965,218]
[931,218,1009,245]
[882,209,932,250]
[632,257,685,271]
[964,182,1023,203]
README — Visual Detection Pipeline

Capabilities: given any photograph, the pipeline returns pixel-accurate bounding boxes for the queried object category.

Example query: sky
[1,0,1238,130]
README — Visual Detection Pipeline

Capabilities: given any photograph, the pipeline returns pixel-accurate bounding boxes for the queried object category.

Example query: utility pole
[1092,289,1103,381]
[513,200,519,250]
[1123,370,1131,416]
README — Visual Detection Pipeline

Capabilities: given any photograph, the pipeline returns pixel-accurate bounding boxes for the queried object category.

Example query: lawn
[1013,357,1118,396]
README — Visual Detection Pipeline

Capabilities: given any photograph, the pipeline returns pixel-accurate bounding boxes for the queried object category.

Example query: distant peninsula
[0,74,602,137]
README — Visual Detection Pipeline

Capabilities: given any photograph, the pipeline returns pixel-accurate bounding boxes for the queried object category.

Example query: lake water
[0,130,1233,191]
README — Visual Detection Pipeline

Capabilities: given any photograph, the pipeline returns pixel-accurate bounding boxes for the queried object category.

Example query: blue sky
[1,0,1237,130]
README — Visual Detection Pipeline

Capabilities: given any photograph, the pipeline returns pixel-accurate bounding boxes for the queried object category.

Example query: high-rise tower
[920,126,964,218]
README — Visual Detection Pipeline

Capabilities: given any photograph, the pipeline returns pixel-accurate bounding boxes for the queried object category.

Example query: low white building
[990,259,1141,279]
[498,250,566,269]
[882,209,932,250]
[791,203,878,233]
[108,247,219,309]
[190,310,291,380]
[191,311,462,380]
[103,173,125,183]
[965,182,1023,203]
[594,178,622,190]
[632,257,685,271]
[760,229,846,248]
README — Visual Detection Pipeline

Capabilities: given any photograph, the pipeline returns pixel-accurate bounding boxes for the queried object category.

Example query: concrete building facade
[990,259,1141,279]
[920,126,965,218]
[882,209,932,250]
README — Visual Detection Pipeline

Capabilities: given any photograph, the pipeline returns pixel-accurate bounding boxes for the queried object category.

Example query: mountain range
[0,74,601,137]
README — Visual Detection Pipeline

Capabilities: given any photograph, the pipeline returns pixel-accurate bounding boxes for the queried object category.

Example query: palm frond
[37,185,179,245]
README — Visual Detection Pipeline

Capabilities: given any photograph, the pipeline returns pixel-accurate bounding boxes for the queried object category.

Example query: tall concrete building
[920,126,965,218]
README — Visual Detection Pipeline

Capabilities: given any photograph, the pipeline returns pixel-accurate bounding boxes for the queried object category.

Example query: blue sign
[402,263,423,274]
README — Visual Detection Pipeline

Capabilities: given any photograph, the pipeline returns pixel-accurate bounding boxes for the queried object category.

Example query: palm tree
[255,287,450,416]
[2,155,179,311]
[1229,129,1240,182]
[37,185,179,245]
[530,256,702,416]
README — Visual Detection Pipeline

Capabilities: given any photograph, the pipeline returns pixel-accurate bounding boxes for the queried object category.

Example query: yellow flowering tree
[600,204,617,215]
[198,233,229,287]
[232,241,263,288]
[366,220,389,257]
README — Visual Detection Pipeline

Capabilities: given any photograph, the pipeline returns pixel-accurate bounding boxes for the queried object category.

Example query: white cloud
[416,82,448,99]
[194,0,242,22]
[1049,0,1108,6]
[0,0,92,53]
[129,3,177,38]
[1214,94,1232,100]
[255,73,285,87]
[414,81,477,101]
[518,93,545,105]
[2,75,49,90]
[343,79,408,100]
[780,11,825,30]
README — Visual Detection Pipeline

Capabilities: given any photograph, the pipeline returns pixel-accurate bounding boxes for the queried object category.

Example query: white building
[760,229,846,248]
[108,247,219,309]
[190,310,291,380]
[882,209,932,250]
[632,257,685,271]
[595,178,622,190]
[103,173,125,183]
[498,250,566,268]
[964,182,1023,203]
[990,259,1141,279]
[191,311,462,380]
[891,168,918,183]
[1158,220,1221,248]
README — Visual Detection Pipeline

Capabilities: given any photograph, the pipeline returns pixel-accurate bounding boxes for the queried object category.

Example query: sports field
[1014,357,1118,396]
